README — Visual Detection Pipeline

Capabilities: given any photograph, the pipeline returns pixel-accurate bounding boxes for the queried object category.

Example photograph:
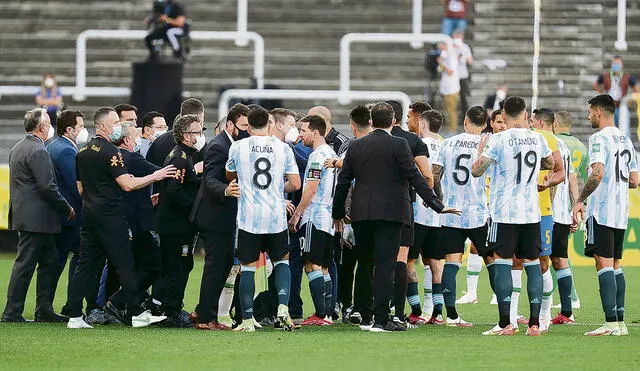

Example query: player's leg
[509,258,524,329]
[424,227,444,324]
[268,230,294,331]
[568,258,581,308]
[393,245,410,327]
[406,229,425,324]
[441,227,472,326]
[300,223,325,325]
[234,230,261,332]
[550,223,575,325]
[323,265,333,323]
[457,241,481,304]
[613,229,627,335]
[538,216,554,331]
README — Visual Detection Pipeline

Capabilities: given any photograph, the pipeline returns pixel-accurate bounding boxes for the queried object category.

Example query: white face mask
[453,38,463,47]
[44,78,54,88]
[133,137,142,152]
[75,128,89,146]
[47,124,55,140]
[194,134,206,151]
[152,128,167,140]
[496,89,507,100]
[285,127,299,143]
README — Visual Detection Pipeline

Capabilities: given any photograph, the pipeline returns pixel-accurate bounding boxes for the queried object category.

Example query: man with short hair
[432,106,489,327]
[46,110,88,313]
[437,42,461,133]
[572,94,638,336]
[114,104,138,126]
[140,111,168,157]
[2,108,75,323]
[472,96,554,336]
[406,101,432,134]
[225,106,301,332]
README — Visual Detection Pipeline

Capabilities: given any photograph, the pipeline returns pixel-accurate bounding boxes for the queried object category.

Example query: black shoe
[370,321,406,332]
[141,299,164,317]
[259,316,275,327]
[158,315,193,328]
[35,311,68,323]
[1,315,33,323]
[104,301,127,324]
[349,311,362,325]
[86,309,110,325]
[60,304,70,317]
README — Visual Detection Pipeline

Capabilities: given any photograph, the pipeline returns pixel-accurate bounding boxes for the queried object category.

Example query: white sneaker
[482,323,515,336]
[233,318,256,332]
[131,310,166,328]
[539,318,551,333]
[456,293,478,304]
[252,317,263,330]
[446,316,473,327]
[276,304,295,331]
[618,322,628,336]
[67,317,93,329]
[359,322,373,331]
[324,316,333,325]
[490,294,498,305]
[584,322,619,336]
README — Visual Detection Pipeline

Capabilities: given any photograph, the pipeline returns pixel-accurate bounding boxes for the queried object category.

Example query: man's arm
[415,155,434,188]
[432,164,444,200]
[29,149,72,216]
[57,147,82,206]
[289,180,318,231]
[569,172,579,206]
[115,166,175,192]
[205,143,237,201]
[332,149,355,220]
[396,140,445,213]
[471,155,493,177]
[76,181,83,196]
[539,150,565,191]
[577,163,604,203]
[629,171,638,189]
[284,173,301,194]
[540,154,555,171]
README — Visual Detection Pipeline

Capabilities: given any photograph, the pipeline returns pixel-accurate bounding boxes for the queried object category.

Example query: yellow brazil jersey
[532,128,559,216]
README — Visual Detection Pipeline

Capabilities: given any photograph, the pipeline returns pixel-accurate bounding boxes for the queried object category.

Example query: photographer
[144,0,187,62]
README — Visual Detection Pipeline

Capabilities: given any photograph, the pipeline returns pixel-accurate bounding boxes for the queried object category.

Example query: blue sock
[307,270,325,317]
[323,274,332,318]
[556,268,573,317]
[432,283,444,317]
[493,259,513,328]
[597,267,617,322]
[523,261,542,327]
[273,261,290,306]
[407,281,421,316]
[486,263,496,294]
[443,262,460,319]
[615,268,625,322]
[239,266,256,320]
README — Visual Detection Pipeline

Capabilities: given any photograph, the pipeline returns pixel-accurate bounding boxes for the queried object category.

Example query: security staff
[66,107,175,329]
[155,114,204,327]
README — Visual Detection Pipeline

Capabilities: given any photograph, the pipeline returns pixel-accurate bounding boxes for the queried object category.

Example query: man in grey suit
[2,108,75,322]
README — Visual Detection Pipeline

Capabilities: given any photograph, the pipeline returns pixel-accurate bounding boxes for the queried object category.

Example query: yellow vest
[532,128,559,216]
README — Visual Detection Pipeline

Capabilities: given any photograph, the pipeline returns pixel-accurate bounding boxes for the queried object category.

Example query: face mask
[109,124,122,142]
[611,63,622,72]
[47,124,55,140]
[496,89,507,100]
[194,134,206,151]
[152,129,167,140]
[285,127,299,143]
[134,137,142,152]
[234,129,250,141]
[75,128,89,146]
[453,38,462,47]
[44,78,54,88]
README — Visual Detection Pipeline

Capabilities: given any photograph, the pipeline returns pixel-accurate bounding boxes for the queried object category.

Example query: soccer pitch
[0,254,638,370]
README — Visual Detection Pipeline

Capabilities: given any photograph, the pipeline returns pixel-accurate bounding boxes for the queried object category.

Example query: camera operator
[144,0,187,62]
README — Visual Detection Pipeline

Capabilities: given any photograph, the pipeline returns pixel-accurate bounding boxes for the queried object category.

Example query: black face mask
[233,123,250,140]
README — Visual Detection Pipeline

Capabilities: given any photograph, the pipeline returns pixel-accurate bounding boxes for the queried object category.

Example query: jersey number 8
[253,157,272,189]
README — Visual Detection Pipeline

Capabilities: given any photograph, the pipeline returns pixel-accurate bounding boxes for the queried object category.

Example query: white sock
[541,269,554,320]
[510,269,523,327]
[466,253,482,297]
[218,265,240,319]
[69,316,84,323]
[423,265,433,314]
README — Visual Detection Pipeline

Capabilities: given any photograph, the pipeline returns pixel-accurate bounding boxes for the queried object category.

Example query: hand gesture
[441,207,462,216]
[478,133,491,154]
[67,206,76,221]
[224,179,240,198]
[286,200,295,216]
[194,161,204,174]
[288,213,301,233]
[571,201,585,228]
[333,219,344,233]
[324,158,340,169]
[154,165,176,181]
[538,173,550,192]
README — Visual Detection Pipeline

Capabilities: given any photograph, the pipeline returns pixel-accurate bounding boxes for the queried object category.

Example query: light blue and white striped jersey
[552,138,574,225]
[434,132,488,229]
[414,136,443,227]
[482,128,552,224]
[585,126,638,229]
[301,144,337,234]
[226,135,299,234]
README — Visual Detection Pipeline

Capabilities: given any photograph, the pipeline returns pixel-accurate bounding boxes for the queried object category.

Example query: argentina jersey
[226,135,299,234]
[301,144,338,234]
[585,126,638,230]
[552,139,573,225]
[434,132,487,229]
[414,136,443,227]
[482,128,552,224]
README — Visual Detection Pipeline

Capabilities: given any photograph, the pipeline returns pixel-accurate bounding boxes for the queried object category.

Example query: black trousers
[195,230,234,323]
[144,26,184,57]
[352,220,402,325]
[2,231,58,318]
[338,244,358,310]
[132,231,161,294]
[459,77,471,126]
[158,233,195,317]
[67,212,142,318]
[53,225,80,305]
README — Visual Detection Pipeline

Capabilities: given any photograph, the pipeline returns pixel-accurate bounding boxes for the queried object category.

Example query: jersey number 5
[453,154,471,185]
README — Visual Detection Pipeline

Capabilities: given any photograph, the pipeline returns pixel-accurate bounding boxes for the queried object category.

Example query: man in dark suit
[189,103,248,330]
[46,110,88,312]
[2,108,75,322]
[332,102,460,332]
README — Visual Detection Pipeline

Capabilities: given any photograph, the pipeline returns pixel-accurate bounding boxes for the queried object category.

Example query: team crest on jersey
[181,245,190,256]
[592,143,600,153]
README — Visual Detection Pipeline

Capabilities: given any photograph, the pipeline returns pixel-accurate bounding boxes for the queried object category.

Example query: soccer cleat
[393,316,416,329]
[324,316,334,325]
[370,321,406,332]
[526,325,541,336]
[259,316,275,327]
[104,301,127,324]
[446,316,473,327]
[131,310,167,328]
[86,309,109,325]
[276,304,295,332]
[550,313,576,325]
[618,322,628,336]
[188,312,199,324]
[349,311,362,325]
[490,294,498,305]
[342,306,353,324]
[482,324,515,336]
[456,293,478,304]
[301,315,330,326]
[408,313,428,325]
[584,322,619,336]
[359,320,374,331]
[539,318,550,333]
[233,319,256,332]
[195,321,231,331]
[572,298,581,309]
[426,314,444,325]
[67,317,93,329]
[517,315,529,325]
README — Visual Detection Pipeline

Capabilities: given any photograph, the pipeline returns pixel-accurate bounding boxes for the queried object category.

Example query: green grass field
[0,254,638,370]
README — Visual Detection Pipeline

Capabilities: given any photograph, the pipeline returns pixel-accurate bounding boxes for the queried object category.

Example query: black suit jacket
[121,149,160,234]
[189,131,237,235]
[332,129,444,226]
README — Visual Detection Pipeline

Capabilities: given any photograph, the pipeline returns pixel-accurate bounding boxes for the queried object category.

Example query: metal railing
[615,0,627,51]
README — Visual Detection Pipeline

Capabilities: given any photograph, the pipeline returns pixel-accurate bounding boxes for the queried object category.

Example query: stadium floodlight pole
[74,29,265,101]
[235,0,249,47]
[615,0,627,50]
[339,33,452,105]
[410,0,423,49]
[218,89,412,127]
[531,0,541,110]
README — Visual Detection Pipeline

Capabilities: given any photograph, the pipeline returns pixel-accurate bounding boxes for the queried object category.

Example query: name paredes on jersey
[251,144,274,153]
[508,137,538,146]
[451,139,479,149]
